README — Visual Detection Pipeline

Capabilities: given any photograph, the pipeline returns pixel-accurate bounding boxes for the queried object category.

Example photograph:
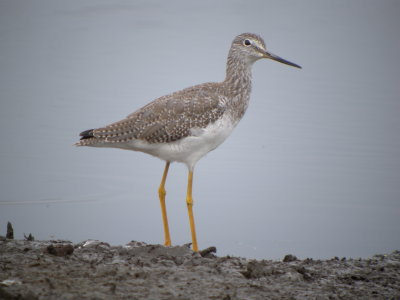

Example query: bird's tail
[74,129,97,146]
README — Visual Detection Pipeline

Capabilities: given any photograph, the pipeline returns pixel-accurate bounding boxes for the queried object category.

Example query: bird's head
[231,33,301,69]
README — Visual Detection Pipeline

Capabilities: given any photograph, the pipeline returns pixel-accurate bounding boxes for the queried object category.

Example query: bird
[75,33,301,252]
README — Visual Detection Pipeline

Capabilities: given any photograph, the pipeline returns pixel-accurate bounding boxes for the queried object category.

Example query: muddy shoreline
[1,238,399,300]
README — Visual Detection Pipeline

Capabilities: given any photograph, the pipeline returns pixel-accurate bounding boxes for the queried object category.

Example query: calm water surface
[0,0,399,259]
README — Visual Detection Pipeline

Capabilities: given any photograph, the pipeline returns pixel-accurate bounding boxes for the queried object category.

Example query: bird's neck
[223,55,254,121]
[224,55,253,92]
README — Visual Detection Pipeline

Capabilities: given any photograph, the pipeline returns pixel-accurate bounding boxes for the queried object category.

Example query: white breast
[127,113,236,170]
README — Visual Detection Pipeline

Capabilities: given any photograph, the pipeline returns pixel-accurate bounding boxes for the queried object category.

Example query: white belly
[124,113,236,170]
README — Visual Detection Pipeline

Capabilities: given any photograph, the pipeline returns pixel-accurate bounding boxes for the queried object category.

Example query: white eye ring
[244,39,251,46]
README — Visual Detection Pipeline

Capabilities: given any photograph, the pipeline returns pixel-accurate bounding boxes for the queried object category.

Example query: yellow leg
[158,162,171,246]
[186,170,199,251]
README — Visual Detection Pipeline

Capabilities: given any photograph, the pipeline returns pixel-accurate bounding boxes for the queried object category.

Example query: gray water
[1,0,399,259]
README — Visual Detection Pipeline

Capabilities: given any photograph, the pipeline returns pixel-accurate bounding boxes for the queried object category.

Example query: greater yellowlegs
[76,33,301,251]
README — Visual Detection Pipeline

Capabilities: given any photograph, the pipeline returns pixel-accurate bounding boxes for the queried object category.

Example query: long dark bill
[266,51,302,69]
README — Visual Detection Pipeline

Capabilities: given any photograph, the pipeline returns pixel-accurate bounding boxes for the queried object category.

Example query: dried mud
[1,239,399,300]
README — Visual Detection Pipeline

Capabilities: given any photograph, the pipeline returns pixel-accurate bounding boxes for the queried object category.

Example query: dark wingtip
[79,129,95,140]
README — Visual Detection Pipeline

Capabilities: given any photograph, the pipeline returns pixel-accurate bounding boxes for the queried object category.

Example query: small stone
[199,246,217,258]
[283,254,297,262]
[24,233,35,241]
[6,222,14,239]
[46,244,74,256]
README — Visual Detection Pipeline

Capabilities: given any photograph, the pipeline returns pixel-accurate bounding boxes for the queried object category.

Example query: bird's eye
[244,39,251,46]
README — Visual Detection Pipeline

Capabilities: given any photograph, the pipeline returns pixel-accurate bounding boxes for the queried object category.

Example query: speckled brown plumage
[78,83,227,145]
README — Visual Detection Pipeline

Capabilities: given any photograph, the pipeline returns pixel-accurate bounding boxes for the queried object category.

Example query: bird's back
[76,82,229,147]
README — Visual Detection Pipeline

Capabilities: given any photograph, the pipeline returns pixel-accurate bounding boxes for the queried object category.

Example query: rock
[46,243,74,256]
[6,222,13,239]
[24,233,35,241]
[283,254,297,262]
[199,246,217,258]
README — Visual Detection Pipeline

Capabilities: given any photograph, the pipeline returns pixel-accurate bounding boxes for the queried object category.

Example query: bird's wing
[89,83,226,144]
